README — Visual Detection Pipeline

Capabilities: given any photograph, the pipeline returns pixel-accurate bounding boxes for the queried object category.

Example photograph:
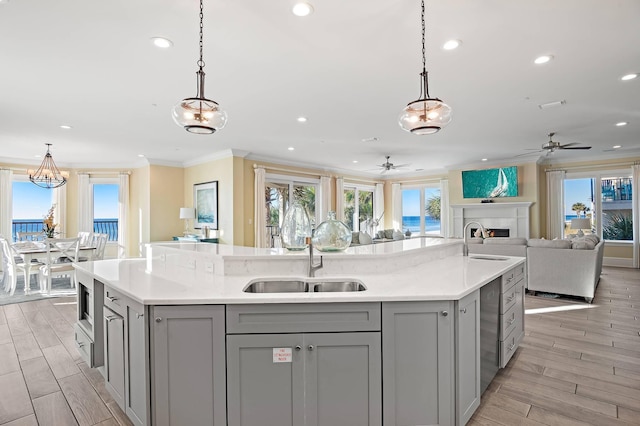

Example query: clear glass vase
[280,202,312,251]
[312,211,352,252]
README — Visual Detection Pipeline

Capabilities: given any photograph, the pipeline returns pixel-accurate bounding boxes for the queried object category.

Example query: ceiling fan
[540,132,591,153]
[374,156,410,174]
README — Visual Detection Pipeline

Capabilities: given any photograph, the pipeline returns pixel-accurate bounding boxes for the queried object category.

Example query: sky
[564,178,593,216]
[12,182,118,219]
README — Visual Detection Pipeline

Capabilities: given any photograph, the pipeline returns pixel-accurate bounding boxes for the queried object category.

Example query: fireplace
[451,202,533,239]
[470,228,510,238]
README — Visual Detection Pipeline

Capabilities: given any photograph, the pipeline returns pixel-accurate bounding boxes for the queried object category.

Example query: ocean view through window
[402,186,441,235]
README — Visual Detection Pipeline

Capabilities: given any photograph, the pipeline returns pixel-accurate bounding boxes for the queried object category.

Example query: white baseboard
[603,256,634,268]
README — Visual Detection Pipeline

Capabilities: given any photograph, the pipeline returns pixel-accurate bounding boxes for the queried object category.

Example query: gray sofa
[468,236,605,303]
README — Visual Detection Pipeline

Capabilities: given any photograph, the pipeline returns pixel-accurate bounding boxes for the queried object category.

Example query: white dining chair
[92,233,109,260]
[16,231,46,242]
[77,231,93,246]
[0,237,40,296]
[39,237,80,294]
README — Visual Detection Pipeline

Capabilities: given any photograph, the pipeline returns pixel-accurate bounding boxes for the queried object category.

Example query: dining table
[11,241,96,294]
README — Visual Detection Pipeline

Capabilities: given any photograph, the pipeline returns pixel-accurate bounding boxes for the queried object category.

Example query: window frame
[402,183,443,236]
[265,173,320,227]
[90,177,119,244]
[343,182,376,233]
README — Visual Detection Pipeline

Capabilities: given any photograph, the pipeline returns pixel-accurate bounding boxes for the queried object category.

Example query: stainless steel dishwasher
[480,276,501,393]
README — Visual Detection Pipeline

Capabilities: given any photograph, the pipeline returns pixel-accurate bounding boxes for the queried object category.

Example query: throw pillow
[384,229,394,239]
[377,230,385,239]
[484,237,527,245]
[572,240,596,250]
[527,238,573,249]
[392,230,405,240]
[359,231,372,245]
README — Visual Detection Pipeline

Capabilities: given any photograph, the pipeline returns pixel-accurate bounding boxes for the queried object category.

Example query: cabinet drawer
[501,268,516,291]
[74,323,94,366]
[500,330,519,367]
[513,262,525,282]
[226,303,381,334]
[500,304,517,340]
[501,285,518,314]
[104,287,126,316]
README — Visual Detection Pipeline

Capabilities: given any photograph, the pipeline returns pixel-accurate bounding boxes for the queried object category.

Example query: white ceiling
[1,0,639,176]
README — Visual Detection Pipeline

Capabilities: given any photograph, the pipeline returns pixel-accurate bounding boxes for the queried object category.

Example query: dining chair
[77,231,93,246]
[39,237,80,294]
[0,237,40,296]
[92,233,109,260]
[16,231,46,242]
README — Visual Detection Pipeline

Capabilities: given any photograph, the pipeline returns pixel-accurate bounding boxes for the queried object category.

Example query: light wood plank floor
[470,266,640,426]
[1,267,639,425]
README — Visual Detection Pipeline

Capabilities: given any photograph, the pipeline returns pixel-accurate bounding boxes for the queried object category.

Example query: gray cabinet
[455,290,480,426]
[103,306,125,408]
[226,331,381,426]
[75,270,104,368]
[151,305,226,426]
[382,301,454,426]
[499,266,525,368]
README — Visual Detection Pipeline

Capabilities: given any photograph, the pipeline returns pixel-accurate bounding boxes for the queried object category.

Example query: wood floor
[1,266,639,425]
[470,266,640,426]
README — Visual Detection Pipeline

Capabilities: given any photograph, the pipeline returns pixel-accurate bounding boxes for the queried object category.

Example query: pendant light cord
[198,0,205,69]
[420,0,430,99]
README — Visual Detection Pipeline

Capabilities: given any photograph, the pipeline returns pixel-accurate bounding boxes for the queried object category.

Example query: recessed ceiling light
[442,39,461,50]
[288,147,295,151]
[352,160,358,163]
[481,158,488,162]
[534,55,553,65]
[138,154,146,158]
[616,121,628,127]
[362,137,378,142]
[621,73,638,81]
[151,37,173,49]
[292,2,313,17]
[612,145,622,149]
[59,125,72,129]
[538,100,566,109]
[296,116,307,123]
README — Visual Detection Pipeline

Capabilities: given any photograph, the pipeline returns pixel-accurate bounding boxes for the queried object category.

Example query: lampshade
[570,218,591,230]
[179,208,196,220]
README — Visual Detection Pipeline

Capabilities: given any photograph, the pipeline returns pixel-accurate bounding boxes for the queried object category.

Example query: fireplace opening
[470,228,510,238]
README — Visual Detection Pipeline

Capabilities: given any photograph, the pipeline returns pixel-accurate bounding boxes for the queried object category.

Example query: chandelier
[27,143,69,189]
[172,0,227,134]
[398,0,452,135]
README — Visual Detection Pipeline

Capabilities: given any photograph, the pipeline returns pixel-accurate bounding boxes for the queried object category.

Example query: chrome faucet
[306,237,323,277]
[463,221,486,256]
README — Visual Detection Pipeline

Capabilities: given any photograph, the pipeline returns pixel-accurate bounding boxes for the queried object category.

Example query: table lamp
[180,207,196,236]
[570,218,591,237]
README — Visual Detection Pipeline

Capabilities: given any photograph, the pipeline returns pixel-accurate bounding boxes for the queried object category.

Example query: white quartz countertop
[74,239,525,305]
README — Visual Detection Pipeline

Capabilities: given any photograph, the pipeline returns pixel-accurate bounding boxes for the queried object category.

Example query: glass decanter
[312,211,352,252]
[280,202,312,251]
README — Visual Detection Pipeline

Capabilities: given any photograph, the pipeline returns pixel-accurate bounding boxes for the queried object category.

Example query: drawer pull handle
[155,317,162,323]
[104,316,118,322]
[507,294,515,303]
[295,345,302,351]
[508,317,516,326]
[508,342,516,351]
[136,313,144,319]
[308,345,314,351]
[106,295,118,302]
[75,342,85,348]
[460,308,467,314]
[442,311,448,317]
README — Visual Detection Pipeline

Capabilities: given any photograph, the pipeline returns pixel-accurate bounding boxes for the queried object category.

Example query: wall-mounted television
[462,166,518,198]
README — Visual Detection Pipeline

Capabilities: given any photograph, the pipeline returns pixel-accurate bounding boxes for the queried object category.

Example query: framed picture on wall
[194,181,218,230]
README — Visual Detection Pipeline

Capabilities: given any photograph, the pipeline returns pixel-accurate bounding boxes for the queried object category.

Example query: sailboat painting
[462,166,518,198]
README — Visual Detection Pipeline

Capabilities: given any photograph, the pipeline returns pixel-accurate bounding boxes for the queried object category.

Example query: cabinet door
[125,303,148,426]
[152,305,226,426]
[382,301,454,426]
[227,334,304,426]
[304,332,381,426]
[456,290,480,426]
[103,306,125,409]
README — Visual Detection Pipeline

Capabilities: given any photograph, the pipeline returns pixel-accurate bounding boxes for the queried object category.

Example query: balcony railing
[11,219,118,242]
[602,178,632,202]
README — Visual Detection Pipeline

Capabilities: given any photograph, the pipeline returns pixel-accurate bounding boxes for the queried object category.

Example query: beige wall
[149,165,184,243]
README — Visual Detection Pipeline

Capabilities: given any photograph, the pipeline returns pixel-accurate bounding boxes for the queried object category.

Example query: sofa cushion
[527,238,572,249]
[584,234,600,244]
[384,229,394,239]
[572,240,596,250]
[351,231,360,245]
[359,231,372,245]
[392,230,405,240]
[484,237,528,246]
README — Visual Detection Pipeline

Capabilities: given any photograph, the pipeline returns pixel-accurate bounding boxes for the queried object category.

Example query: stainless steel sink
[310,281,367,292]
[243,280,308,293]
[243,278,366,293]
[469,256,508,261]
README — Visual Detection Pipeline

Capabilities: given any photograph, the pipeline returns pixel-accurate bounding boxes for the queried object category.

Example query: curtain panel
[440,179,451,237]
[118,172,129,258]
[632,164,640,268]
[546,170,566,239]
[254,167,267,248]
[0,169,13,240]
[335,177,344,221]
[319,176,332,223]
[391,183,402,230]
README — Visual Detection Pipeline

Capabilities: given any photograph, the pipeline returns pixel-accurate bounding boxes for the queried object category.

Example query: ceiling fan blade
[559,142,579,148]
[393,163,410,168]
[561,146,591,150]
[513,151,542,158]
[380,168,388,174]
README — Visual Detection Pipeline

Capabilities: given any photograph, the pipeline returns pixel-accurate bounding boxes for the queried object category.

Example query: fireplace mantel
[451,202,533,239]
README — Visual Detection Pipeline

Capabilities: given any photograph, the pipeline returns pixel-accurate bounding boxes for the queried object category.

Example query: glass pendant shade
[311,211,352,252]
[172,70,227,134]
[399,97,452,135]
[281,202,312,251]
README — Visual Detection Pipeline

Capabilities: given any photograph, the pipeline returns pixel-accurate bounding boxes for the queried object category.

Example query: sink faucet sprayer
[463,221,486,257]
[306,237,323,277]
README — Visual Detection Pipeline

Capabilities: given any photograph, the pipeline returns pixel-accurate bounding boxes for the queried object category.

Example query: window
[343,185,374,233]
[402,185,441,235]
[11,181,54,241]
[93,183,119,241]
[265,175,318,248]
[564,171,632,241]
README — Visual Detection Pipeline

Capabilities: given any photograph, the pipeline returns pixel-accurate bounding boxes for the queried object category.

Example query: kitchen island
[73,238,526,426]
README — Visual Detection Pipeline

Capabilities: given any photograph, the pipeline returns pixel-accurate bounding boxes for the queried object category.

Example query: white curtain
[77,173,93,233]
[319,176,331,223]
[632,164,640,268]
[53,184,67,237]
[118,172,130,258]
[0,169,12,240]
[335,177,345,221]
[546,170,566,239]
[254,167,267,248]
[440,179,450,237]
[392,183,402,230]
[374,183,384,235]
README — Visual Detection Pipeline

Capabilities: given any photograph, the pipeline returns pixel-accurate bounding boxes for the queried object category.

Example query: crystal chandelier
[398,0,452,135]
[27,143,69,189]
[172,0,227,134]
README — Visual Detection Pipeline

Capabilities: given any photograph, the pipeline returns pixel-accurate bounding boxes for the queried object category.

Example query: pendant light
[172,0,227,134]
[27,143,69,189]
[398,0,452,135]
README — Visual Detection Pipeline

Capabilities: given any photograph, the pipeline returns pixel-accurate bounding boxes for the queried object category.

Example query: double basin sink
[244,278,366,293]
